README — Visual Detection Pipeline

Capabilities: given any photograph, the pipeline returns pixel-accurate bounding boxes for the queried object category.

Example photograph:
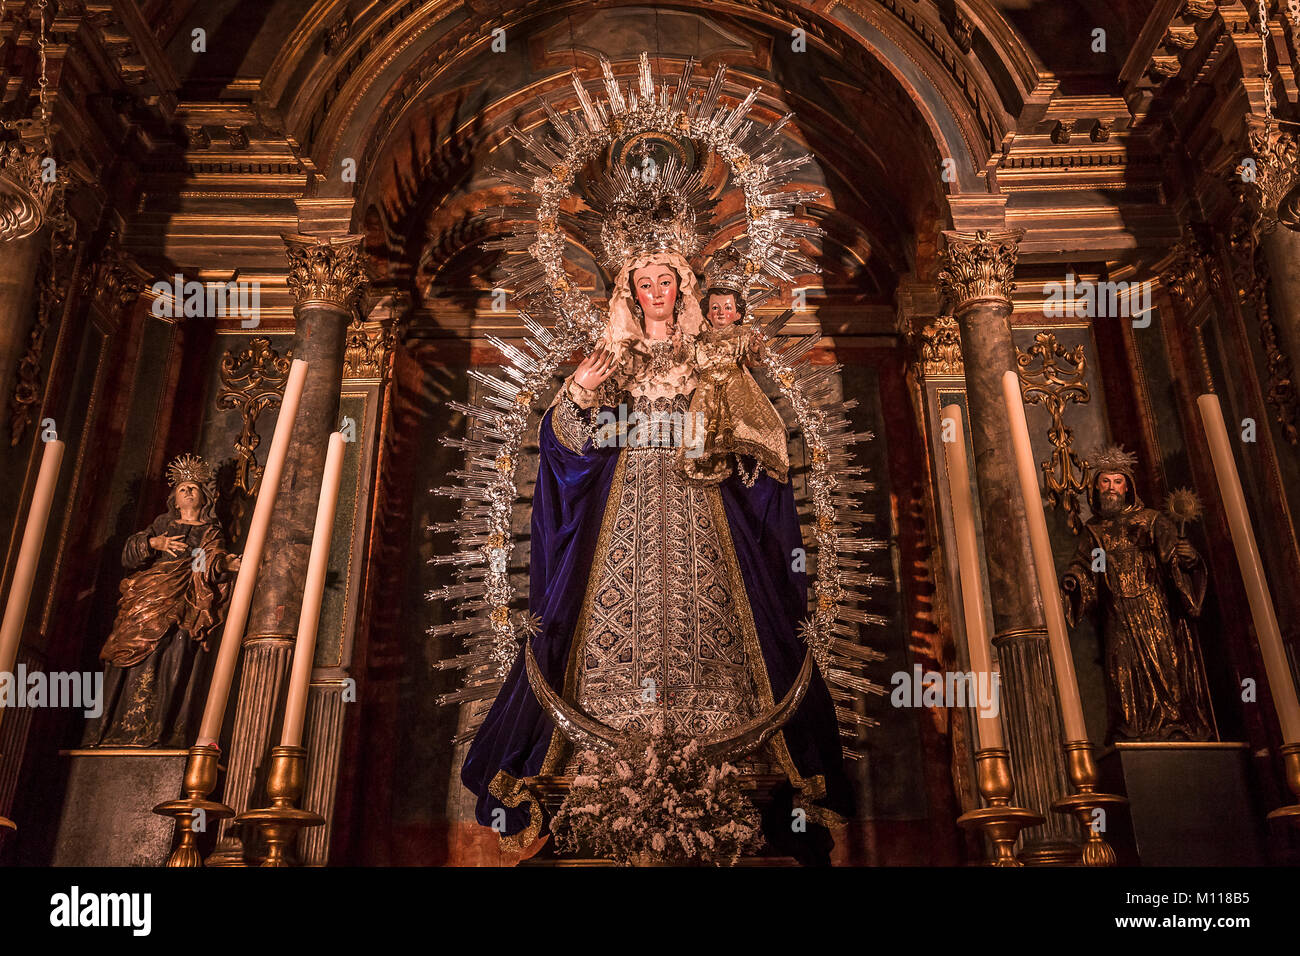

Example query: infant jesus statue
[680,252,790,486]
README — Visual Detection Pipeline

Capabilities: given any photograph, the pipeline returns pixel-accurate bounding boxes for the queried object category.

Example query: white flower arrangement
[550,720,765,866]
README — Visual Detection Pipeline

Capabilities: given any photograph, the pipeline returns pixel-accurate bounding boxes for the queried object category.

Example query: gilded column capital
[1159,228,1218,312]
[1240,118,1300,232]
[919,314,963,376]
[938,229,1023,311]
[282,233,368,311]
[343,317,396,380]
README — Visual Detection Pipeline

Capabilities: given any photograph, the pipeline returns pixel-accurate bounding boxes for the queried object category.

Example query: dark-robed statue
[1060,446,1216,742]
[82,454,241,748]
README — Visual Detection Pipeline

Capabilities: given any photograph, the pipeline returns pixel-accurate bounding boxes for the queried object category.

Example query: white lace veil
[600,251,706,365]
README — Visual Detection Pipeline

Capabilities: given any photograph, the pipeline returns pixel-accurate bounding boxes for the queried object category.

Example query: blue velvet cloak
[460,403,852,843]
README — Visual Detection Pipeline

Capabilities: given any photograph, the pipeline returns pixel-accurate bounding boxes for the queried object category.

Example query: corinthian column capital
[282,233,368,311]
[938,229,1023,311]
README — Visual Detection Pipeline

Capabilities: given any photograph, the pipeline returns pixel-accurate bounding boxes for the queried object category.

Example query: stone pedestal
[1099,742,1266,866]
[52,750,189,866]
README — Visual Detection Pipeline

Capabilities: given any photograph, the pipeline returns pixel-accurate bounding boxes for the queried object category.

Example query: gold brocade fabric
[575,443,759,736]
[681,323,789,483]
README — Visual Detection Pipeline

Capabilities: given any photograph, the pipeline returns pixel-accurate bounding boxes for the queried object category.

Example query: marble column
[938,230,1079,863]
[207,234,367,866]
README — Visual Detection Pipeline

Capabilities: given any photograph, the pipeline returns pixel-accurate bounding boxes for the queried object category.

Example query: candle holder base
[152,744,232,867]
[957,805,1044,866]
[1054,740,1127,867]
[232,746,323,867]
[1266,743,1300,829]
[956,748,1045,866]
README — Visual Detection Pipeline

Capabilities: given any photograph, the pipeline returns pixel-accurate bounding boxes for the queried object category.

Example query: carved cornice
[282,233,368,311]
[343,317,396,380]
[937,230,1023,310]
[919,314,963,377]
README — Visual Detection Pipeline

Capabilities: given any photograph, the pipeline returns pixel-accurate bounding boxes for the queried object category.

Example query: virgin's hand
[574,344,616,390]
[150,534,186,556]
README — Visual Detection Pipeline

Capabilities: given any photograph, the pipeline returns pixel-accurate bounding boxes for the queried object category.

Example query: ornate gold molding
[217,336,294,501]
[1240,119,1300,232]
[1016,332,1091,535]
[282,233,367,311]
[919,314,963,376]
[937,230,1022,311]
[8,204,77,446]
[1159,227,1220,312]
[343,317,396,380]
[1228,212,1300,445]
[78,231,148,312]
[0,140,62,242]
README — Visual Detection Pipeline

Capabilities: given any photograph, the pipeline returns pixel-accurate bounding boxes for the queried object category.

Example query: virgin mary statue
[461,236,851,851]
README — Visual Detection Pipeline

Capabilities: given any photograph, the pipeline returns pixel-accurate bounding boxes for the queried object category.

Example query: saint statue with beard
[1060,446,1216,742]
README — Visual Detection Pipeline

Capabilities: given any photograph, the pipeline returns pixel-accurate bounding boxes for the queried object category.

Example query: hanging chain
[36,0,49,137]
[1259,0,1275,122]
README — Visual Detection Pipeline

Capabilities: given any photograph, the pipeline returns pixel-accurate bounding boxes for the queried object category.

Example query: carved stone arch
[261,0,1043,225]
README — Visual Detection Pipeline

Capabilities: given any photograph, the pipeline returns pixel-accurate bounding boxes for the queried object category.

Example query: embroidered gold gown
[555,332,762,738]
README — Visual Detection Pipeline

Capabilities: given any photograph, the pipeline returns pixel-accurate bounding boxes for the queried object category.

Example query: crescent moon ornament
[525,639,817,764]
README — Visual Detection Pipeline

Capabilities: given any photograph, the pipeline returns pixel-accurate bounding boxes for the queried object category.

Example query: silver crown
[703,246,749,295]
[584,154,712,269]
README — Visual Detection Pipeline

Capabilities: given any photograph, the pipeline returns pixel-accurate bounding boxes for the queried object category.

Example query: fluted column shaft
[208,234,366,865]
[938,230,1078,862]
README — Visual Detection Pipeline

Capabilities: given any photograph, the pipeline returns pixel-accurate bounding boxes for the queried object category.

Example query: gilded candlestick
[1266,742,1300,829]
[233,745,323,867]
[956,747,1044,866]
[152,744,233,867]
[1051,740,1128,866]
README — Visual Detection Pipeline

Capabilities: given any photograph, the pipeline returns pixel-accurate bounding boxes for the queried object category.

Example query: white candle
[0,438,64,736]
[281,432,345,748]
[940,404,1004,750]
[1001,371,1090,742]
[195,359,308,748]
[1198,393,1300,743]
